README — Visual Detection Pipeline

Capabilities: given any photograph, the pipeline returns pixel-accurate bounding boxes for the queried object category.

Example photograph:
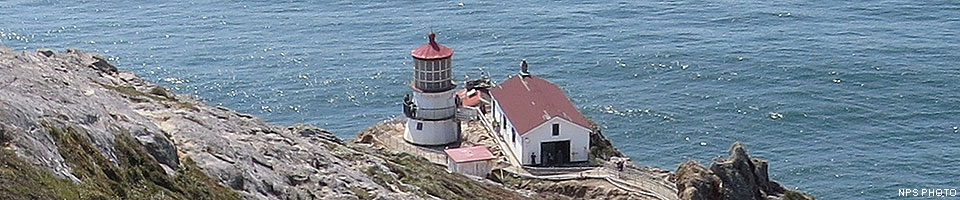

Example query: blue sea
[3,1,958,199]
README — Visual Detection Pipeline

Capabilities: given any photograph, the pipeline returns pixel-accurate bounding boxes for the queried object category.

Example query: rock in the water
[676,142,814,200]
[709,142,765,200]
[676,160,721,200]
[752,158,786,195]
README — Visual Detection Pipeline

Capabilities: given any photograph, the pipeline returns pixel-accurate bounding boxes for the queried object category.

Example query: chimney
[519,59,530,77]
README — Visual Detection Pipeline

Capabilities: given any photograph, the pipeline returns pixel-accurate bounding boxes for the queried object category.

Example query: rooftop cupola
[410,32,456,92]
[410,32,454,60]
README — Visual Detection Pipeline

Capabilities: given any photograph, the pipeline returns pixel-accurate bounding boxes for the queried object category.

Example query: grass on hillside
[0,123,239,200]
[98,83,198,111]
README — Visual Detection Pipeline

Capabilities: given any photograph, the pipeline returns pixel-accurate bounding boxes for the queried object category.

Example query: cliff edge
[0,47,813,200]
[0,47,546,199]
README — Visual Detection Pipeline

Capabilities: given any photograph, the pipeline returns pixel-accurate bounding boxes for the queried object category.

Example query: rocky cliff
[0,46,813,200]
[0,47,547,200]
[675,142,815,200]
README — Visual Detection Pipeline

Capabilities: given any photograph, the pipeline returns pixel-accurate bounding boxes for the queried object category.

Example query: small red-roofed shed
[444,146,496,177]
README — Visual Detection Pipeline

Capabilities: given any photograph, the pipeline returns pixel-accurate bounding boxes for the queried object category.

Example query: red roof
[489,75,592,135]
[444,146,496,163]
[410,32,454,60]
[456,88,486,107]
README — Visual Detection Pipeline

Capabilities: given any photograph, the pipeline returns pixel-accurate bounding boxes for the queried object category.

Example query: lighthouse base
[404,118,460,145]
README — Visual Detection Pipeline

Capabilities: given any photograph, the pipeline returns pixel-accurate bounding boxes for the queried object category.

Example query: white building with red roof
[444,146,496,177]
[489,63,592,166]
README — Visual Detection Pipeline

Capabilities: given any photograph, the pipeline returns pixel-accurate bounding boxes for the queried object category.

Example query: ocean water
[3,1,959,199]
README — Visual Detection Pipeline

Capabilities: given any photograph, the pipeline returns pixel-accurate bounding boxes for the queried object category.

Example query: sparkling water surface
[3,1,959,199]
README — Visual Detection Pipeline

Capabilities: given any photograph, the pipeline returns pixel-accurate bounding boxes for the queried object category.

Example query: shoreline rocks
[675,142,814,200]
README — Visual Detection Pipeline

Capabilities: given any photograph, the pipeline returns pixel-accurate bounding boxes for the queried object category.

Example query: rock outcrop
[0,47,236,199]
[0,46,814,200]
[0,47,542,200]
[675,142,814,200]
[675,160,721,200]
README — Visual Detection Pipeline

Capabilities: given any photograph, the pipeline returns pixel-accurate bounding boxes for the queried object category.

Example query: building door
[540,140,570,166]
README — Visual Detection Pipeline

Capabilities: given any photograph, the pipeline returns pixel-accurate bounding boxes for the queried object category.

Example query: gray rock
[0,47,180,177]
[291,123,342,144]
[709,142,765,200]
[676,142,813,200]
[675,160,720,200]
[37,49,55,57]
[0,47,420,199]
[132,128,180,168]
[89,55,118,74]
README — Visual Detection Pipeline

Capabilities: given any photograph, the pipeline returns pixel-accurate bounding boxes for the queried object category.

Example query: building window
[416,122,423,130]
[512,129,516,143]
[502,116,506,129]
[552,124,560,136]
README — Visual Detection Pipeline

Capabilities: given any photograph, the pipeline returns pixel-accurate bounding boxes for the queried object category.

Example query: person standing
[531,152,537,166]
[616,159,625,178]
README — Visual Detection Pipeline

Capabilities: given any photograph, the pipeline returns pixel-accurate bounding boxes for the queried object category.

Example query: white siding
[491,98,590,165]
[411,89,457,119]
[521,117,591,165]
[404,118,459,145]
[447,159,494,177]
[491,100,523,164]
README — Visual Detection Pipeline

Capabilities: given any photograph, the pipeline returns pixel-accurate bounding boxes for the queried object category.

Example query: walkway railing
[471,107,524,169]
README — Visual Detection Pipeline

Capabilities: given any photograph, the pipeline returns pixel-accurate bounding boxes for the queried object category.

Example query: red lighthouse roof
[411,32,454,60]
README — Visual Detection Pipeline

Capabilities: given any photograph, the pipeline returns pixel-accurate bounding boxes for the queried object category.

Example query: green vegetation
[363,166,420,196]
[783,190,815,200]
[348,185,374,200]
[0,149,79,200]
[588,127,624,164]
[0,126,11,144]
[98,83,197,111]
[148,86,174,99]
[492,169,535,188]
[103,84,163,101]
[354,145,508,199]
[331,144,366,162]
[348,124,564,200]
[378,151,519,200]
[0,123,239,200]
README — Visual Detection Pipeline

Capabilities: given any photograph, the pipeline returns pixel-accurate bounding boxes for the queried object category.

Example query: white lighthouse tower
[402,32,460,145]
